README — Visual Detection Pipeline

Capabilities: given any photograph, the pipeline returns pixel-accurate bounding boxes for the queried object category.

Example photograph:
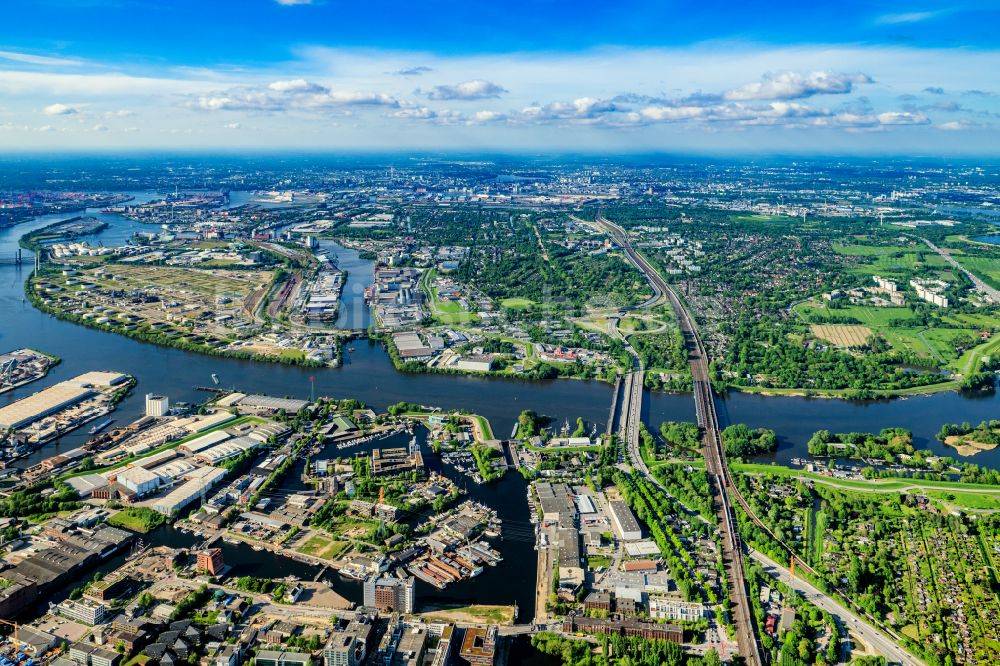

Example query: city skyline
[0,1,999,152]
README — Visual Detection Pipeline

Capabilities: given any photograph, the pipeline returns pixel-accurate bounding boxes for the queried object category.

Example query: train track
[591,213,766,666]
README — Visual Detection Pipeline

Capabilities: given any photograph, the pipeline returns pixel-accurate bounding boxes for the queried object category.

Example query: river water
[3,192,1000,618]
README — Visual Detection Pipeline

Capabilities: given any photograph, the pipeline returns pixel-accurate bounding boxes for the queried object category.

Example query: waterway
[4,193,1000,619]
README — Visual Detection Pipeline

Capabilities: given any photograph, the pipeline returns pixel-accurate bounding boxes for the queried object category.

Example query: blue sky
[0,0,998,153]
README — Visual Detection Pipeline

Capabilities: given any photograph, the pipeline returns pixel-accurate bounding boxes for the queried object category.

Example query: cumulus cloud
[268,79,326,93]
[923,86,945,95]
[425,79,507,100]
[43,103,78,116]
[723,72,872,101]
[224,122,242,129]
[91,123,108,132]
[274,0,314,5]
[192,80,398,113]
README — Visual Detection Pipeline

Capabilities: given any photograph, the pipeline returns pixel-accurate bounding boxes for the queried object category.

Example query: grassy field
[953,255,1000,288]
[297,534,350,560]
[500,297,534,310]
[421,269,478,324]
[795,299,998,370]
[419,604,517,626]
[733,462,1000,494]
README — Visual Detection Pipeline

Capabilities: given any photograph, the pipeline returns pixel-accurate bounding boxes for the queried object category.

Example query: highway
[920,236,1000,303]
[592,213,766,666]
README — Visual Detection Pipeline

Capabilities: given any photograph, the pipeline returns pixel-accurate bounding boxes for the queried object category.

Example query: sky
[0,0,999,154]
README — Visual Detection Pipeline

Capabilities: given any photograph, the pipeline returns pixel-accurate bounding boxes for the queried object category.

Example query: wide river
[2,193,1000,619]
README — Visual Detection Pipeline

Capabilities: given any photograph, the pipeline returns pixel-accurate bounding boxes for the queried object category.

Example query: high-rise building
[196,547,224,575]
[145,393,169,417]
[363,575,415,614]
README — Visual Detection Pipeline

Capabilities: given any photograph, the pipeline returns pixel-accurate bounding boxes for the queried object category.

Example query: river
[4,193,1000,619]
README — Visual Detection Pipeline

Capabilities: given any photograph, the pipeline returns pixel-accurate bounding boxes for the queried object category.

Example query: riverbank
[25,271,332,369]
[727,377,970,399]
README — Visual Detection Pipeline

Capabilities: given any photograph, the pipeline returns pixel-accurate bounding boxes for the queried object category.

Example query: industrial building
[0,371,128,430]
[608,500,642,541]
[151,466,227,515]
[114,466,163,497]
[144,393,169,417]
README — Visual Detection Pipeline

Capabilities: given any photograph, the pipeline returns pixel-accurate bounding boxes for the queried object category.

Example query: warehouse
[194,436,258,465]
[608,501,642,541]
[179,429,231,455]
[151,466,227,515]
[114,466,163,497]
[237,394,309,413]
[0,382,95,430]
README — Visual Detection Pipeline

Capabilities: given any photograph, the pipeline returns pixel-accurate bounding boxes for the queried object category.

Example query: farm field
[809,324,872,348]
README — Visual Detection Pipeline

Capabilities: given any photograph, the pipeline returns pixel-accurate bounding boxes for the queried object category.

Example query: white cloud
[274,0,314,5]
[723,72,873,101]
[875,11,945,25]
[43,103,78,116]
[224,122,242,129]
[426,79,507,100]
[0,50,83,67]
[104,109,135,118]
[91,123,108,132]
[268,79,325,93]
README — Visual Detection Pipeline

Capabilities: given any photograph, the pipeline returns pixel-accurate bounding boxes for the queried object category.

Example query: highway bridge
[593,213,766,666]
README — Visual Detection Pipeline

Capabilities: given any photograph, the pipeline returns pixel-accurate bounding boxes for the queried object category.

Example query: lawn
[500,297,534,310]
[297,534,350,560]
[587,554,613,569]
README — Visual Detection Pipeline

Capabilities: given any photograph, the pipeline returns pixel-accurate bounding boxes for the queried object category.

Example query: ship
[88,419,113,435]
[211,373,220,385]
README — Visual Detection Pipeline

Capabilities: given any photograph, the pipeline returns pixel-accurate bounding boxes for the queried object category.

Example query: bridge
[0,250,27,265]
[594,213,766,666]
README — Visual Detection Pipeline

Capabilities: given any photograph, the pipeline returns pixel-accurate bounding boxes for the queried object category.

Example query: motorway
[920,236,1000,303]
[591,213,766,666]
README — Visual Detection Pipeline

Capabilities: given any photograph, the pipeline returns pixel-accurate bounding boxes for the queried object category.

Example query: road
[921,237,1000,303]
[590,213,766,666]
[749,550,923,666]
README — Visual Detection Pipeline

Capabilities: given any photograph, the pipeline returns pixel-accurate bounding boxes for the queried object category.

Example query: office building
[363,575,415,613]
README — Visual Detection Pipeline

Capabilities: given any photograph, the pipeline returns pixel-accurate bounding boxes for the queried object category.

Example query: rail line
[588,212,765,666]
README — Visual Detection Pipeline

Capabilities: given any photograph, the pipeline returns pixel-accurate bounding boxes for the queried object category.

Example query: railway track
[591,213,766,666]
